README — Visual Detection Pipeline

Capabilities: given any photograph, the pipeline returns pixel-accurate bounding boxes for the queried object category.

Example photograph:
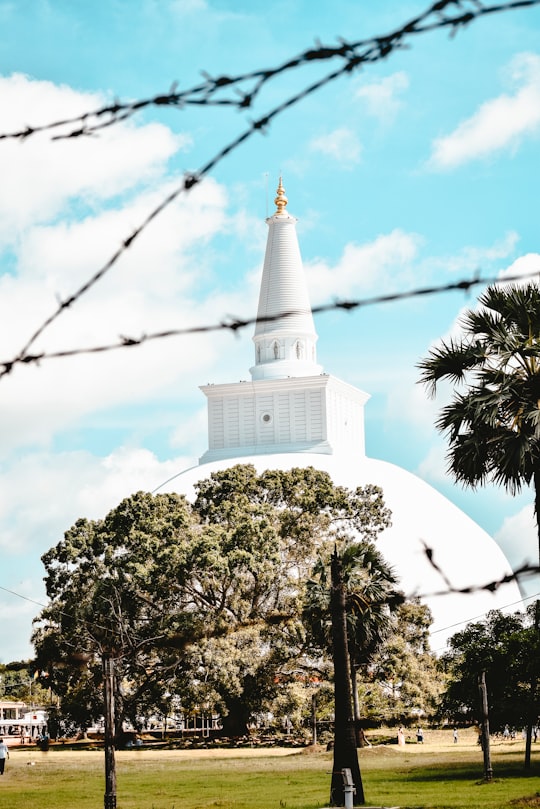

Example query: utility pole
[477,670,493,782]
[329,549,364,806]
[103,655,117,809]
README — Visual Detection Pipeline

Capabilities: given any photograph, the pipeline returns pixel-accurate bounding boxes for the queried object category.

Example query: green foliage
[33,490,200,733]
[418,283,540,759]
[303,541,401,668]
[418,283,540,548]
[362,600,444,724]
[0,663,50,704]
[33,465,396,736]
[440,606,540,730]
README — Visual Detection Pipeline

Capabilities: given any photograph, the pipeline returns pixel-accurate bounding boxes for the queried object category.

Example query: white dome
[158,451,523,651]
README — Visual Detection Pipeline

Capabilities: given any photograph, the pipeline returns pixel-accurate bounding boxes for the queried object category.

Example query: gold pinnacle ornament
[274,177,288,214]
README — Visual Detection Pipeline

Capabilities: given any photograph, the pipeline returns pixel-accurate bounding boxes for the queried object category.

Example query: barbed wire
[1,0,538,382]
[1,264,538,377]
[1,0,538,144]
[2,558,538,656]
[420,543,540,598]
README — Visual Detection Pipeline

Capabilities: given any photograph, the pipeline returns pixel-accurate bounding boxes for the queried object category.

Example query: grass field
[0,729,538,809]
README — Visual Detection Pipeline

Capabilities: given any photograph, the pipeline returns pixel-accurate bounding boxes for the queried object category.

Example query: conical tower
[250,178,322,380]
[199,180,369,463]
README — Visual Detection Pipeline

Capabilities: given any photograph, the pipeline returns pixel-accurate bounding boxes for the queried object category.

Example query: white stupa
[160,179,523,649]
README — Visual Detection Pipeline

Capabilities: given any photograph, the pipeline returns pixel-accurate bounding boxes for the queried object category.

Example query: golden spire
[274,177,288,215]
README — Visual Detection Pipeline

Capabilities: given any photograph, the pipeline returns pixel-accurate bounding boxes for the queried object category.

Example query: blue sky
[1,0,540,662]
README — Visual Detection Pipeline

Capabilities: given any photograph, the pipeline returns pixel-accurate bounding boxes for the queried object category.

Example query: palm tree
[339,543,401,743]
[417,281,540,767]
[303,540,401,804]
[304,541,400,722]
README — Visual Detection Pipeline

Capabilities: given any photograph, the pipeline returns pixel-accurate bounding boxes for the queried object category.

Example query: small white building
[0,702,48,744]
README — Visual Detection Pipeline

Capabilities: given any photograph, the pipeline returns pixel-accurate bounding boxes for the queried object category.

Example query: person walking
[0,738,9,775]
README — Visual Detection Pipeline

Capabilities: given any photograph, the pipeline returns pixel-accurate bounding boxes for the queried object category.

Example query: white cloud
[495,504,540,601]
[0,175,235,453]
[355,71,409,122]
[0,74,188,243]
[305,229,421,304]
[0,73,271,456]
[426,232,519,275]
[427,52,540,170]
[416,442,450,484]
[495,503,537,568]
[170,406,208,452]
[308,127,362,167]
[0,447,189,552]
[497,251,540,286]
[0,592,38,663]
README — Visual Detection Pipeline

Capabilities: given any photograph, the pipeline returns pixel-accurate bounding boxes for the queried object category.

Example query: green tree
[303,541,401,739]
[189,464,392,736]
[365,600,442,726]
[440,607,540,735]
[32,491,200,737]
[0,662,50,705]
[34,466,392,739]
[418,282,540,765]
[34,466,393,808]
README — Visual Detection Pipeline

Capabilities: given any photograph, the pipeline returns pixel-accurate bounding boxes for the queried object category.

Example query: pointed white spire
[250,178,323,381]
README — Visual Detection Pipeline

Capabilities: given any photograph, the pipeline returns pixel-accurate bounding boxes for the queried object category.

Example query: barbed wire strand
[1,264,538,376]
[1,1,538,144]
[1,559,539,657]
[1,0,539,381]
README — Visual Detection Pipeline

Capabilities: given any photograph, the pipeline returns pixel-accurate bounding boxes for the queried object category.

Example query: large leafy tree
[418,282,540,766]
[32,491,201,737]
[33,465,393,739]
[188,464,392,736]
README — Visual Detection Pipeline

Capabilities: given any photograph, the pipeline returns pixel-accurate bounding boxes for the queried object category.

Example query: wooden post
[477,670,493,782]
[103,655,117,809]
[311,692,317,746]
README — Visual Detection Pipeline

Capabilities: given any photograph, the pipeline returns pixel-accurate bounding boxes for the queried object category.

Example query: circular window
[261,412,273,424]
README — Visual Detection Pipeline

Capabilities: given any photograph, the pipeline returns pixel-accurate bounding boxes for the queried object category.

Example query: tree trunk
[219,697,250,738]
[534,468,540,569]
[477,670,493,782]
[311,692,317,745]
[527,470,540,770]
[329,550,365,806]
[103,656,117,809]
[524,598,539,770]
[350,662,363,747]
